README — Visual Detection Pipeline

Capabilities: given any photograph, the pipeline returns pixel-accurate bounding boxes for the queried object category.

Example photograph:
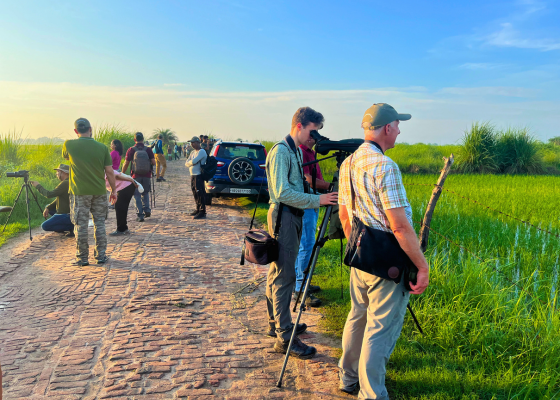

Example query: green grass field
[240,172,560,399]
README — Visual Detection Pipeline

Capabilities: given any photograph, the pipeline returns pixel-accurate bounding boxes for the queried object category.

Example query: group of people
[265,104,430,400]
[32,120,156,265]
[29,105,430,399]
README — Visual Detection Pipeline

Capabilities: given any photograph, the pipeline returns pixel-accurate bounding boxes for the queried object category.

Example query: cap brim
[397,113,411,121]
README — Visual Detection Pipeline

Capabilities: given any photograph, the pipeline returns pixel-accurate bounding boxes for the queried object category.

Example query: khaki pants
[155,153,167,178]
[266,204,303,342]
[70,194,108,262]
[339,268,410,400]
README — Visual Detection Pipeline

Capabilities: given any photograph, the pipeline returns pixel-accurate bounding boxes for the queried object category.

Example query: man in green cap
[30,164,74,235]
[337,104,430,399]
[63,118,117,266]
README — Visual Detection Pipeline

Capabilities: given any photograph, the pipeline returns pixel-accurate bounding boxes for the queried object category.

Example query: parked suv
[205,140,268,204]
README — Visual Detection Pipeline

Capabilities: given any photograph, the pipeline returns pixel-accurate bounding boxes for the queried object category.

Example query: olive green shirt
[36,179,70,214]
[62,137,112,195]
[266,140,320,209]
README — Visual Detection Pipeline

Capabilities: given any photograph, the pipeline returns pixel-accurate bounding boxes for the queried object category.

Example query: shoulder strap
[348,151,385,227]
[273,203,284,237]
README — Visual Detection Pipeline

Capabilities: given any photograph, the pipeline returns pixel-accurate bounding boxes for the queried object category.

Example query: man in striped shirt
[337,103,430,399]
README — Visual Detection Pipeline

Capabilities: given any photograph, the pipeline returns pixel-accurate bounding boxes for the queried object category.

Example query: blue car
[205,140,268,204]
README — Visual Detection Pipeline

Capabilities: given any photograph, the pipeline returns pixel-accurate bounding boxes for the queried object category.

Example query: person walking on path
[154,134,167,182]
[337,103,430,399]
[167,143,173,161]
[293,135,331,307]
[110,139,123,172]
[30,164,74,235]
[105,171,140,235]
[265,107,338,359]
[122,132,155,222]
[174,142,180,160]
[63,118,117,266]
[184,136,208,219]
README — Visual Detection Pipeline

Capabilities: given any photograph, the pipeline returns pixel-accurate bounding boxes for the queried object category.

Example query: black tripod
[151,171,156,209]
[2,172,44,241]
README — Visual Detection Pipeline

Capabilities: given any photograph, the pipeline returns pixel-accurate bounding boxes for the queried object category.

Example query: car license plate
[230,188,252,194]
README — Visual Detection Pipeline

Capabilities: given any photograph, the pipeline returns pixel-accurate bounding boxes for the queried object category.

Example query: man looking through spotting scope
[337,104,430,399]
[293,136,331,307]
[265,107,338,359]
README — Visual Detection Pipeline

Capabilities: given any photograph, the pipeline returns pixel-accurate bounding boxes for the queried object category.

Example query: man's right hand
[409,267,429,295]
[319,191,338,206]
[43,208,50,218]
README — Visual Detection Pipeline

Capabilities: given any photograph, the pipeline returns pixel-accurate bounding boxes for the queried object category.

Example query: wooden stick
[419,154,455,253]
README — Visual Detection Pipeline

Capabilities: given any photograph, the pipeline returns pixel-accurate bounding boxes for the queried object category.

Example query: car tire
[228,157,256,186]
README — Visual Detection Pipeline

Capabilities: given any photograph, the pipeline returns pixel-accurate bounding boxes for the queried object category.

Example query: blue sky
[1,0,559,143]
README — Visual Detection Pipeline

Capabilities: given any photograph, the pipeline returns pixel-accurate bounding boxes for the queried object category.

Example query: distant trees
[150,129,178,145]
[549,136,560,146]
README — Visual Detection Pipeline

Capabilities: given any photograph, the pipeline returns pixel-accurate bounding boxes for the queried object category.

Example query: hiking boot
[273,337,316,359]
[160,177,167,182]
[109,229,130,236]
[193,213,206,220]
[293,292,322,307]
[156,178,163,182]
[339,381,360,394]
[73,260,89,267]
[65,231,75,237]
[144,212,151,218]
[266,323,307,338]
[136,216,145,222]
[308,284,321,294]
[96,256,109,264]
[189,210,199,216]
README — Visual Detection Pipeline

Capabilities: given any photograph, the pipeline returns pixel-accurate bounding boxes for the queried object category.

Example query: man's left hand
[30,181,40,187]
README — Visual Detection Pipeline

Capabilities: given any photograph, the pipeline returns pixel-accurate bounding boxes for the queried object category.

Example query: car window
[217,144,266,160]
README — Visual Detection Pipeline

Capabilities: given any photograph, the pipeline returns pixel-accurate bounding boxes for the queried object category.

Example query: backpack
[132,146,151,175]
[201,155,218,182]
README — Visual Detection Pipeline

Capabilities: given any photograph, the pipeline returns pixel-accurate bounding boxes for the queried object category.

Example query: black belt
[282,203,305,217]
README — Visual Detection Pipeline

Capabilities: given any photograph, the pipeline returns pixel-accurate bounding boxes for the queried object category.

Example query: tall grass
[497,128,544,174]
[94,124,136,158]
[456,122,499,173]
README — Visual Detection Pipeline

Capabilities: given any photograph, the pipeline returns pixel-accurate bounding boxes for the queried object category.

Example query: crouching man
[30,164,74,236]
[265,107,338,359]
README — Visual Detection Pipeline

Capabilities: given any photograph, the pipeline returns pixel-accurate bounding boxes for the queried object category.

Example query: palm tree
[150,128,178,145]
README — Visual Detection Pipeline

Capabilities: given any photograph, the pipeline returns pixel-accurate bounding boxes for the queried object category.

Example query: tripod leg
[2,184,26,233]
[24,183,32,240]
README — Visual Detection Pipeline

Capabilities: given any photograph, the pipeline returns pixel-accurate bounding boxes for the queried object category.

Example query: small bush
[456,122,499,173]
[496,128,544,174]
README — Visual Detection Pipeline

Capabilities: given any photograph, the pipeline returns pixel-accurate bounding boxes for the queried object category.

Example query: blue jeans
[294,208,319,292]
[133,177,151,217]
[41,213,74,232]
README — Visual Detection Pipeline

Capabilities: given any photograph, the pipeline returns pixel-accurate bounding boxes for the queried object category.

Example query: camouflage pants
[69,194,108,262]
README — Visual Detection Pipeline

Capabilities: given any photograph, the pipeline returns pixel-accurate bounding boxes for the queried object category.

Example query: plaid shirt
[339,142,412,232]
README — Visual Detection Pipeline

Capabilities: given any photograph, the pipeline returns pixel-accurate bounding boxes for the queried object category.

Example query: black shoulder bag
[239,143,285,266]
[343,150,418,290]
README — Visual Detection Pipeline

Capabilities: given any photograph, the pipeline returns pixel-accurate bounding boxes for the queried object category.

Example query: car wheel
[228,157,256,185]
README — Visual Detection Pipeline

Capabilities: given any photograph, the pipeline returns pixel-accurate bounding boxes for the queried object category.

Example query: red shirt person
[299,137,330,192]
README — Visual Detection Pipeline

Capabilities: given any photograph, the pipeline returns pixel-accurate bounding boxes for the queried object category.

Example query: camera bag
[343,153,417,290]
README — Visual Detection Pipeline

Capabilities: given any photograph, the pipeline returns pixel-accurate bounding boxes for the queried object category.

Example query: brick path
[0,162,346,400]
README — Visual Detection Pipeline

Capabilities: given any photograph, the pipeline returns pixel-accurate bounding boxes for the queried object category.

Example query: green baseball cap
[362,103,411,130]
[190,136,200,142]
[74,118,91,131]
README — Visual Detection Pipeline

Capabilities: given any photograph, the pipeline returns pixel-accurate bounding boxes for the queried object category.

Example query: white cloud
[458,63,506,70]
[0,81,558,145]
[484,22,560,51]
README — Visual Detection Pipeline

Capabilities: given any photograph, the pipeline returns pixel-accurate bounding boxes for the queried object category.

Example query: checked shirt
[339,142,413,232]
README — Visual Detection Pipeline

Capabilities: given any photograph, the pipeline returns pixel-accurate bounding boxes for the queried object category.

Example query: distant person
[123,132,155,222]
[174,142,180,160]
[106,171,140,235]
[200,135,208,151]
[110,139,124,171]
[30,164,74,236]
[63,117,117,266]
[185,136,208,219]
[154,134,166,182]
[167,143,173,161]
